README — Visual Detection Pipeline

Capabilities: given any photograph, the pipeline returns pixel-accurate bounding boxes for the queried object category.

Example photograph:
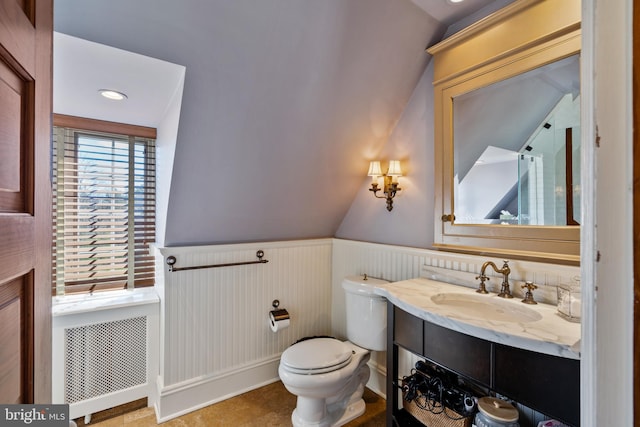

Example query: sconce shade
[387,160,402,177]
[367,159,402,211]
[368,161,383,177]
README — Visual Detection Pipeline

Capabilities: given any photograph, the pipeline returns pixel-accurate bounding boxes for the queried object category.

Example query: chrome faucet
[476,260,513,298]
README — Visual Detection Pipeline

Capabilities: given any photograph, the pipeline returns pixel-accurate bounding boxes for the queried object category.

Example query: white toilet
[278,275,388,427]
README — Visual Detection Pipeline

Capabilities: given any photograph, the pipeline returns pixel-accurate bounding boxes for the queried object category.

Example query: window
[52,119,156,295]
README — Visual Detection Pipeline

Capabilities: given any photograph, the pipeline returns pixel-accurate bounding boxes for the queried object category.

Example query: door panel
[0,58,24,197]
[0,276,32,404]
[0,0,52,404]
[0,1,35,76]
[0,216,34,281]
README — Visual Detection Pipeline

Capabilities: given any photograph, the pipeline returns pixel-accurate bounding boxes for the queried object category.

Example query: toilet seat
[281,338,353,375]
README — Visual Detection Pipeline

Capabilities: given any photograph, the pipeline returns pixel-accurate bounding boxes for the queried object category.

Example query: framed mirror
[453,54,580,227]
[428,0,581,263]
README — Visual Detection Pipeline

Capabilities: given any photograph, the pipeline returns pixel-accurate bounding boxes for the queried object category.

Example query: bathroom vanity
[376,278,580,427]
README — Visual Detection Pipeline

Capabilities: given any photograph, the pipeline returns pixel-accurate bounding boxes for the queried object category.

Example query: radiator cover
[52,290,159,420]
[64,316,147,404]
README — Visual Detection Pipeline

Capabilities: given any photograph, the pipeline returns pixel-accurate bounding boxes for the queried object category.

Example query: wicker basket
[402,383,473,427]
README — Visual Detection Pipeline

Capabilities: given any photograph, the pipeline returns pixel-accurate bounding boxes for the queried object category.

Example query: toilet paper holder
[270,299,290,321]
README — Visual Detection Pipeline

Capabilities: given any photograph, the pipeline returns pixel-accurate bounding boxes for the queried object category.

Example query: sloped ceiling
[53,0,500,246]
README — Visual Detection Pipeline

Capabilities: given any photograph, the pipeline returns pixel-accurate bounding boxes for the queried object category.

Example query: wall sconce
[368,160,402,211]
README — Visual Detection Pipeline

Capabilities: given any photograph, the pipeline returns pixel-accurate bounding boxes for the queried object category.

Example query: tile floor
[75,381,386,426]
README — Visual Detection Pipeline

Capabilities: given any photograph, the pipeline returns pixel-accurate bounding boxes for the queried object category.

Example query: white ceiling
[411,0,499,25]
[53,32,185,128]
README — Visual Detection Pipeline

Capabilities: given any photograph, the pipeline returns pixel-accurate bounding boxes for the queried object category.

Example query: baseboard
[154,356,281,422]
[366,358,387,399]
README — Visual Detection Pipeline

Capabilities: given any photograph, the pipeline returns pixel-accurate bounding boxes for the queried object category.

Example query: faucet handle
[521,281,538,305]
[475,274,490,294]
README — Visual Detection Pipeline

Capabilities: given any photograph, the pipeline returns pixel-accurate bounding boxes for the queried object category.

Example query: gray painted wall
[54,0,444,246]
[335,0,515,249]
[53,0,517,249]
[335,62,435,248]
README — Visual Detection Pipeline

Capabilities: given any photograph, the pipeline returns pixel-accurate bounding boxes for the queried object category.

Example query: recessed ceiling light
[99,89,128,101]
[448,0,465,3]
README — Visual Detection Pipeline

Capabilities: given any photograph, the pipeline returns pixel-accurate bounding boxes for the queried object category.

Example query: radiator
[52,289,159,421]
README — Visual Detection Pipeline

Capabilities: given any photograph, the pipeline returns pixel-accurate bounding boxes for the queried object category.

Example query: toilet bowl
[279,276,388,427]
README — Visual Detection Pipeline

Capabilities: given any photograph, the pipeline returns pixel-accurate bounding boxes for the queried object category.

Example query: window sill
[52,287,159,317]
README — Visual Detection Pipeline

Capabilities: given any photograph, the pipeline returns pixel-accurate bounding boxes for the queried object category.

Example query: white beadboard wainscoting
[153,239,333,421]
[331,238,580,425]
[147,238,578,422]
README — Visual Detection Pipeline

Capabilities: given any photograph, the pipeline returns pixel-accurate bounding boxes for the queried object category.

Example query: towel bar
[166,250,268,272]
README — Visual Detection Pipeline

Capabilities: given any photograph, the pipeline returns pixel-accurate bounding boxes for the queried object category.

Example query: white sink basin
[430,292,543,323]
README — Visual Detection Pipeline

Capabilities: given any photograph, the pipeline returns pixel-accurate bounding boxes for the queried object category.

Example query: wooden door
[635,1,640,425]
[0,0,53,403]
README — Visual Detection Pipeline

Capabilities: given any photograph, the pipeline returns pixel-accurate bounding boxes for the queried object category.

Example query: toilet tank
[342,275,389,351]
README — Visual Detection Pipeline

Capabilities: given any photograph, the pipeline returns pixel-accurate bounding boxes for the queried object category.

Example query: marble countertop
[374,278,581,360]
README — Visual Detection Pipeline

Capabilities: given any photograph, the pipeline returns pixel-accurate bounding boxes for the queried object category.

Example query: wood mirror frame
[428,0,581,264]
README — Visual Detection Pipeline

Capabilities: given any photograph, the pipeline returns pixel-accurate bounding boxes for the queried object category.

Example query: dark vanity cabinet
[493,344,580,425]
[423,321,492,386]
[386,304,580,426]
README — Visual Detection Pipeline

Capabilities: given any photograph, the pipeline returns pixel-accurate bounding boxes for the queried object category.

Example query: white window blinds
[52,126,155,295]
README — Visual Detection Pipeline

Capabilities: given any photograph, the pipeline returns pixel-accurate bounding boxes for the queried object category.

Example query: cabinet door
[423,322,492,386]
[494,344,579,426]
[394,307,423,355]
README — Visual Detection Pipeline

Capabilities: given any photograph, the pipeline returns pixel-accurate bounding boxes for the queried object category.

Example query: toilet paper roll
[269,309,290,332]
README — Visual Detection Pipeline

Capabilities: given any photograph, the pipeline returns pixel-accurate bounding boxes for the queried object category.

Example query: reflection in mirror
[453,55,580,226]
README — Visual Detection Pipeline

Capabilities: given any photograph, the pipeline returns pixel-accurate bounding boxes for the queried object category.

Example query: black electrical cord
[402,371,474,421]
